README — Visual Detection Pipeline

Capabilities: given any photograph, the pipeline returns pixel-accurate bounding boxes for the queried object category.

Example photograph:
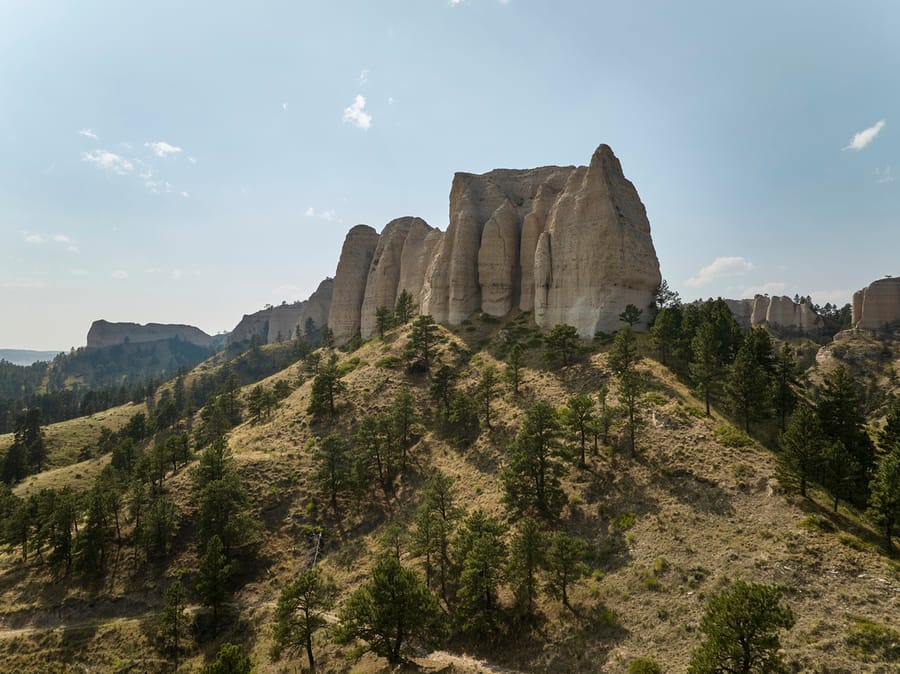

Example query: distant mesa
[724,295,821,334]
[86,320,213,349]
[323,144,662,344]
[852,276,900,331]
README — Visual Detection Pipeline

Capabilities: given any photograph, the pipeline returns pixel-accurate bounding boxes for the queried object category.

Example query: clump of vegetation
[845,617,900,662]
[713,423,753,448]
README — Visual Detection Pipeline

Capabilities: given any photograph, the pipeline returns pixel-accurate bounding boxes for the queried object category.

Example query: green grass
[713,423,753,447]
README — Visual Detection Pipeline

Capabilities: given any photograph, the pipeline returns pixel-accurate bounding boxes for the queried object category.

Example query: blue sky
[2,1,899,350]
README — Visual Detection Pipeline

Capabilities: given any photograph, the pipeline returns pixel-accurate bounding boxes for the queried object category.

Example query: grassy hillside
[0,316,897,672]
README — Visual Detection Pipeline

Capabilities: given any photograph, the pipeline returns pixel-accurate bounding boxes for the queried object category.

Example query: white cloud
[742,281,786,297]
[23,232,44,244]
[180,191,189,198]
[282,102,289,111]
[686,256,754,287]
[111,270,128,279]
[79,128,98,140]
[342,95,372,130]
[81,149,134,175]
[359,69,369,85]
[388,96,395,105]
[67,245,80,254]
[53,234,72,243]
[875,166,895,184]
[304,207,335,220]
[187,156,197,164]
[844,119,885,151]
[145,141,183,158]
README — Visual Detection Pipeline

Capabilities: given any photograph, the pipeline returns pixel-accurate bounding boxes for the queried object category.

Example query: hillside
[0,316,897,672]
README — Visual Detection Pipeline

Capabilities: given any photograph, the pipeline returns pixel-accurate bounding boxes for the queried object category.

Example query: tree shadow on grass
[659,466,735,516]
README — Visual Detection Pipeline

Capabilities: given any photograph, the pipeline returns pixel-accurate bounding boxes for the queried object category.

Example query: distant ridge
[0,349,62,366]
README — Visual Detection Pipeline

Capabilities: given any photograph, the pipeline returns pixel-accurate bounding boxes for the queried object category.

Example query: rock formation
[359,217,433,339]
[314,144,664,345]
[852,277,900,330]
[227,278,334,347]
[86,320,212,349]
[724,295,821,334]
[327,225,381,344]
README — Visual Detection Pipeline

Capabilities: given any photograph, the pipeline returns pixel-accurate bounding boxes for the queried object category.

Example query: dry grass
[1,319,899,672]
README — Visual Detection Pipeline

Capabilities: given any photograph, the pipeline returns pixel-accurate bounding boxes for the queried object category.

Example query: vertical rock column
[328,225,380,345]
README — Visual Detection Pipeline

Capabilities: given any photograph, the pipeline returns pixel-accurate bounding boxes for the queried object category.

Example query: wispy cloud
[145,141,183,158]
[111,270,128,279]
[342,95,372,130]
[686,256,754,288]
[180,191,189,198]
[875,166,895,184]
[742,281,786,297]
[282,102,289,111]
[304,207,336,221]
[23,232,44,244]
[359,69,370,85]
[79,128,98,140]
[81,149,134,175]
[844,119,885,151]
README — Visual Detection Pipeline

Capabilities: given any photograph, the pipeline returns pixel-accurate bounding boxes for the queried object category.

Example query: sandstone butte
[226,278,334,347]
[86,320,213,349]
[320,144,663,345]
[852,276,900,330]
[724,295,821,334]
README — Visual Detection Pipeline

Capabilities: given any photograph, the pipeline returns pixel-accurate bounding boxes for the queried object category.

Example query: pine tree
[271,567,335,672]
[502,402,566,517]
[507,517,546,620]
[405,314,440,371]
[562,395,595,467]
[374,305,394,339]
[307,354,346,422]
[866,443,900,548]
[690,320,722,416]
[313,434,350,512]
[688,581,794,674]
[196,534,233,634]
[773,343,797,432]
[607,325,641,376]
[475,364,500,430]
[158,579,190,670]
[454,510,507,632]
[777,406,824,497]
[504,343,524,395]
[545,531,590,610]
[726,338,773,433]
[543,324,580,368]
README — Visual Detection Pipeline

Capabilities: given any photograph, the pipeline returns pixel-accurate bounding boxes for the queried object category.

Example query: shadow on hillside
[797,497,898,558]
[659,466,735,516]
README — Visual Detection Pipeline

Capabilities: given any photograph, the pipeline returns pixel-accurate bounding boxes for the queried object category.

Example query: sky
[2,1,899,351]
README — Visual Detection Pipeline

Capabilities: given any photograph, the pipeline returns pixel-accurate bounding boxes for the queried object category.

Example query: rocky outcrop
[852,277,900,330]
[87,320,212,349]
[724,295,821,334]
[226,278,334,347]
[328,225,381,344]
[359,217,432,339]
[533,148,661,335]
[322,144,664,345]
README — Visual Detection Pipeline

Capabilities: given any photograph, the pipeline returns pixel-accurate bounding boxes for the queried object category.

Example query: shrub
[713,423,753,448]
[628,658,662,674]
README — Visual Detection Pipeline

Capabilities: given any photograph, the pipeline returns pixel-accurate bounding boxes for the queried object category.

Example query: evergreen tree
[196,534,234,634]
[337,553,443,664]
[475,364,500,430]
[608,325,641,376]
[866,443,900,548]
[312,434,350,512]
[201,643,253,674]
[816,365,875,506]
[777,406,824,498]
[619,303,643,327]
[650,305,683,367]
[690,320,722,416]
[158,579,190,670]
[545,531,590,610]
[562,394,595,467]
[307,354,346,422]
[271,567,336,672]
[504,343,524,395]
[502,402,566,517]
[507,517,546,620]
[617,369,645,456]
[454,510,506,632]
[374,305,394,339]
[430,365,457,420]
[820,441,859,513]
[405,314,440,371]
[412,472,459,604]
[543,324,580,368]
[687,581,794,674]
[773,343,798,432]
[394,289,417,325]
[390,387,419,471]
[726,338,773,433]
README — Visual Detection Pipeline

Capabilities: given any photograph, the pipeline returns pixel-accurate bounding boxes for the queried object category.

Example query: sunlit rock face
[853,277,900,330]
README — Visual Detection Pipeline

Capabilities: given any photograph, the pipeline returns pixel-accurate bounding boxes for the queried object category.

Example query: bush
[628,658,662,674]
[845,617,900,662]
[713,423,753,448]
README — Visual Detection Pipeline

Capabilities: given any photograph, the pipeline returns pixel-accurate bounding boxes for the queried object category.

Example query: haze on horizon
[2,1,899,351]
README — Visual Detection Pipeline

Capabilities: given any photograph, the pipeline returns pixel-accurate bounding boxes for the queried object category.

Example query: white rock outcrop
[852,277,900,330]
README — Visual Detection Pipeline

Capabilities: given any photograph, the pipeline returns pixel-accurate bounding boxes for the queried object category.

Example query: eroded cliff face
[724,295,821,333]
[327,225,381,344]
[320,144,663,345]
[227,277,334,347]
[87,321,212,349]
[852,277,900,330]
